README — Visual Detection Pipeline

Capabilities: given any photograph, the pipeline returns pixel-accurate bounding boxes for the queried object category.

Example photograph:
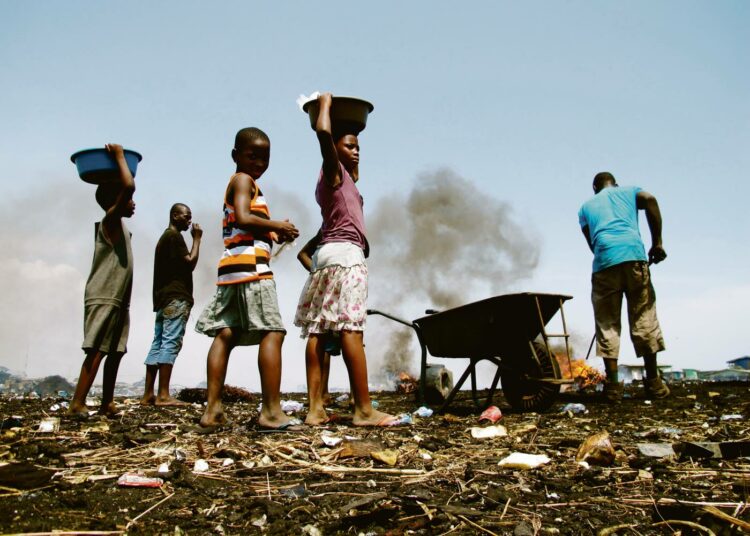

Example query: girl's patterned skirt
[294,242,368,338]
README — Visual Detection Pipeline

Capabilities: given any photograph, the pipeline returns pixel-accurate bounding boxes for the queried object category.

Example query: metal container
[302,96,374,135]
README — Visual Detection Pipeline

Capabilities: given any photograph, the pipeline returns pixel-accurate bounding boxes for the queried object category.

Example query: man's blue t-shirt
[578,186,647,273]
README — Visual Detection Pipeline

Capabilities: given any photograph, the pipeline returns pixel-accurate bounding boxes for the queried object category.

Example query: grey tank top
[84,221,133,308]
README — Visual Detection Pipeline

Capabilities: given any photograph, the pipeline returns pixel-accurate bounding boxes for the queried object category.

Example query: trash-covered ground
[1,381,749,535]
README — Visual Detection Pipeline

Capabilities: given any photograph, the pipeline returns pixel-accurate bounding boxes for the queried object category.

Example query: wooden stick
[500,498,511,519]
[597,524,636,536]
[319,466,425,475]
[125,492,175,530]
[702,505,750,530]
[456,515,500,536]
[652,520,716,535]
[622,498,747,508]
[2,530,125,536]
[274,448,429,475]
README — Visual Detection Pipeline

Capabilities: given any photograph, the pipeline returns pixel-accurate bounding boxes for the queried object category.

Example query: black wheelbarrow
[368,292,575,412]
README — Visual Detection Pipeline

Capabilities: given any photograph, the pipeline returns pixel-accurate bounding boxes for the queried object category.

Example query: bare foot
[139,394,156,406]
[199,409,227,429]
[98,402,119,417]
[305,408,329,426]
[67,403,89,418]
[352,408,398,427]
[155,396,189,407]
[322,393,332,406]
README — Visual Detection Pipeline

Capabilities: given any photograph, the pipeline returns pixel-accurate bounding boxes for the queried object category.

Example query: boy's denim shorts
[195,278,286,346]
[144,299,191,366]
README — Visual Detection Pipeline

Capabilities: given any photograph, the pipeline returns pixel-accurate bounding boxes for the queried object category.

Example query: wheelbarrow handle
[366,308,415,328]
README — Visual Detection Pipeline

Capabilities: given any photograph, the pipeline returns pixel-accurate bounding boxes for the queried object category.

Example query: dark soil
[1,382,748,535]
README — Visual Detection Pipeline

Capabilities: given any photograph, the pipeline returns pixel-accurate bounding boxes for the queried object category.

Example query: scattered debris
[478,405,502,423]
[389,413,413,426]
[498,452,551,469]
[575,431,615,466]
[560,403,587,414]
[280,400,304,413]
[117,473,164,488]
[413,406,433,418]
[2,382,749,534]
[470,425,508,439]
[36,417,59,433]
[320,432,343,447]
[371,449,399,466]
[637,443,675,458]
[193,459,209,472]
[177,385,255,403]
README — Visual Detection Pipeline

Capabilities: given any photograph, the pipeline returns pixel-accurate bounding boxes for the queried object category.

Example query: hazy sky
[1,1,748,391]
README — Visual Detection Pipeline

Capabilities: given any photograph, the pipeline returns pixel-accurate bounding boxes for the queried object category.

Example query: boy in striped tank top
[195,128,301,431]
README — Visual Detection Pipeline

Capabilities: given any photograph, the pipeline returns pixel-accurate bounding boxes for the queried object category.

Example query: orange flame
[396,371,418,394]
[556,355,605,389]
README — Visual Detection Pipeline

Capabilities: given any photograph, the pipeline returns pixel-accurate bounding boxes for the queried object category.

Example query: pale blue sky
[1,2,748,390]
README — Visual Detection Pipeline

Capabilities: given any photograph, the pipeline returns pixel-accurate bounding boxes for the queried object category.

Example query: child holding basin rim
[295,93,399,426]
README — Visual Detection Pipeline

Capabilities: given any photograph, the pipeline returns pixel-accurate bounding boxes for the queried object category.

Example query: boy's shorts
[82,303,130,354]
[195,278,286,346]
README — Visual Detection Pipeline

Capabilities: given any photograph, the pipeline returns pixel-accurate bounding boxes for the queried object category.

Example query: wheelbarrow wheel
[500,341,561,412]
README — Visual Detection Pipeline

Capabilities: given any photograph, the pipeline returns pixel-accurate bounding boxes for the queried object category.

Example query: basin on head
[302,96,374,136]
[70,148,143,184]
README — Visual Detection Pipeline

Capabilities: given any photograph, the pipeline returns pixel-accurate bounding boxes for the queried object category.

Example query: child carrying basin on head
[69,144,135,418]
[295,93,397,427]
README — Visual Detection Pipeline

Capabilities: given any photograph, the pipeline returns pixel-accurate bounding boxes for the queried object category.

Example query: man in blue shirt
[579,172,669,401]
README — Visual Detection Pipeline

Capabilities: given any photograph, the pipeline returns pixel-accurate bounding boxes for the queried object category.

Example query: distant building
[682,369,699,380]
[699,368,750,382]
[663,369,684,381]
[618,364,672,384]
[727,356,750,370]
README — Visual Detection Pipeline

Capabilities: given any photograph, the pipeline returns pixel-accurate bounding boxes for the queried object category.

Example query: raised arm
[184,223,203,270]
[101,143,135,244]
[636,190,666,264]
[316,93,342,188]
[233,174,299,242]
[297,230,323,272]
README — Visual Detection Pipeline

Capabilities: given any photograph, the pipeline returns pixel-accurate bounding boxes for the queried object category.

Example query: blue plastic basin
[70,148,143,184]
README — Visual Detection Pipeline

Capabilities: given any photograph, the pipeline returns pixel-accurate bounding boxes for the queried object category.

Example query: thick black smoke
[367,168,540,378]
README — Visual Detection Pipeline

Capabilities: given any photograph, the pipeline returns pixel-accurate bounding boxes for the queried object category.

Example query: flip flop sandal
[256,417,306,433]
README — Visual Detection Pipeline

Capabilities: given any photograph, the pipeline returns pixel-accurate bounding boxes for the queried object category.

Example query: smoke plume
[366,168,540,378]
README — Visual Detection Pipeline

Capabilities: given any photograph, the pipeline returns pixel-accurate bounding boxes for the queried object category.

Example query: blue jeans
[144,300,191,365]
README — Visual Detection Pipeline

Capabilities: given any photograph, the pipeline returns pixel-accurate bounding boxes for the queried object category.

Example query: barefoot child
[195,127,301,431]
[295,93,397,426]
[69,144,135,417]
[140,203,202,406]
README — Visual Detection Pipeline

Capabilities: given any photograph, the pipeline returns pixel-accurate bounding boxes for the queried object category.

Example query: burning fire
[395,371,418,394]
[556,355,605,390]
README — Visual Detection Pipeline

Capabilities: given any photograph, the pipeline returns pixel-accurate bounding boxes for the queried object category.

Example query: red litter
[117,473,163,488]
[479,406,502,423]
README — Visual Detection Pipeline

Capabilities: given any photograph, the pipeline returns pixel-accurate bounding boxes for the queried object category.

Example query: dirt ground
[1,381,748,536]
